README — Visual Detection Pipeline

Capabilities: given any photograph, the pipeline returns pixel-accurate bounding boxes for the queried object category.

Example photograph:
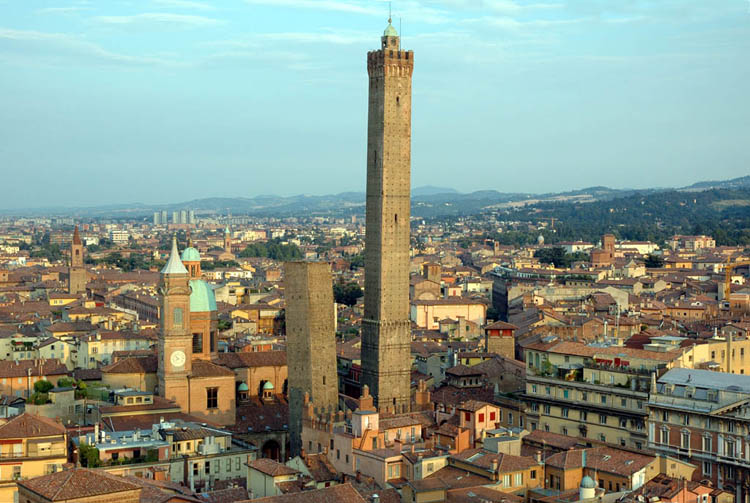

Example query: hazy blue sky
[1,0,749,208]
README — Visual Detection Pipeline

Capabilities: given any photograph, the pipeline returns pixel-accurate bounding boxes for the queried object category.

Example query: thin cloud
[0,28,180,67]
[243,0,380,16]
[36,6,89,14]
[152,0,215,11]
[92,13,223,27]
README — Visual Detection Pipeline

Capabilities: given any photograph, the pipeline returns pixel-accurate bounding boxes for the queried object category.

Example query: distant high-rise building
[153,211,161,225]
[360,19,414,413]
[68,226,87,295]
[172,211,179,224]
[161,210,168,225]
[284,261,338,457]
[188,210,196,225]
[180,210,188,225]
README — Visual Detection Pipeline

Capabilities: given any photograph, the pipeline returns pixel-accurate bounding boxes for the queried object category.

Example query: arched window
[174,308,183,327]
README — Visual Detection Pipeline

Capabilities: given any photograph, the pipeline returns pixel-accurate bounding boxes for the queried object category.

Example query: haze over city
[2,0,749,208]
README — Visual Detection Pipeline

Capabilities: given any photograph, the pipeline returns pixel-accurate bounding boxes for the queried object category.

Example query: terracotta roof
[247,458,299,477]
[102,355,158,374]
[484,321,518,330]
[0,358,68,378]
[241,483,365,503]
[446,364,482,377]
[0,412,66,439]
[17,468,141,501]
[447,486,525,503]
[191,360,235,378]
[217,351,286,369]
[453,449,538,473]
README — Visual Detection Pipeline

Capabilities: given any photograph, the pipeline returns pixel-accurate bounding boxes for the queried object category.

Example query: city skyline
[1,0,749,208]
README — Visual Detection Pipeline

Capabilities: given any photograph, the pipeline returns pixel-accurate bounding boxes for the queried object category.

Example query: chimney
[535,450,542,463]
[491,458,499,473]
[372,495,379,503]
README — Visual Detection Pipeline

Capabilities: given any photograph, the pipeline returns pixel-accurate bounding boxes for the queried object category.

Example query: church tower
[360,19,414,413]
[157,236,192,410]
[68,226,87,295]
[223,226,232,253]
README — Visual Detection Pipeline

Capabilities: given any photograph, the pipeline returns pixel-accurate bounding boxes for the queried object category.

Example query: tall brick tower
[361,19,414,413]
[157,236,192,410]
[68,226,87,295]
[284,261,338,457]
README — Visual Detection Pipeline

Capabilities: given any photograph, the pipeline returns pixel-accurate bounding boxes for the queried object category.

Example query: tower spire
[162,235,187,275]
[388,1,392,24]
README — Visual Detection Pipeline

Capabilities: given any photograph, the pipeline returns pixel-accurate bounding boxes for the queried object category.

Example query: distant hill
[3,176,750,219]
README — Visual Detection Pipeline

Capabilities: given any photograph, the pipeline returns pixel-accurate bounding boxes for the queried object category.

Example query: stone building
[284,261,338,457]
[68,225,87,295]
[361,19,415,413]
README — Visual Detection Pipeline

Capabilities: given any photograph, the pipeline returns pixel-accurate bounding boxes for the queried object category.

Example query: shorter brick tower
[285,261,338,457]
[68,226,87,295]
[157,236,192,410]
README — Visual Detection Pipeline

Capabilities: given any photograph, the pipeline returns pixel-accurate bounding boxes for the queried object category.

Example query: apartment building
[0,413,68,502]
[523,339,681,449]
[648,368,750,502]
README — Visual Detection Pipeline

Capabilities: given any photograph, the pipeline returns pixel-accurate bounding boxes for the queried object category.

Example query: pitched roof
[0,412,66,439]
[191,360,235,378]
[217,351,286,369]
[247,458,299,477]
[102,355,158,374]
[247,483,366,503]
[17,468,141,501]
[0,358,68,378]
[161,236,188,275]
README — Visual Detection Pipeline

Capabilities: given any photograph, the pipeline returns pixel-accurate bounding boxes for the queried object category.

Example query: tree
[57,377,77,388]
[644,254,664,268]
[79,443,100,467]
[34,380,54,393]
[333,282,363,307]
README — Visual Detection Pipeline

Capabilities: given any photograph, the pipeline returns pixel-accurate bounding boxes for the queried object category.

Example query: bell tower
[68,226,87,295]
[157,236,192,409]
[360,19,414,413]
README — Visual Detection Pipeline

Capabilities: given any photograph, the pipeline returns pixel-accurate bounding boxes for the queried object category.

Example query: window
[600,395,607,404]
[490,411,496,421]
[728,422,736,433]
[545,387,551,395]
[599,414,607,425]
[531,422,537,430]
[621,398,627,407]
[581,392,588,401]
[531,403,539,412]
[193,333,203,353]
[235,457,240,470]
[620,418,628,428]
[503,474,511,486]
[210,331,216,352]
[531,384,537,393]
[508,412,514,425]
[174,307,183,327]
[464,412,471,421]
[682,414,689,426]
[563,389,569,399]
[205,461,211,475]
[206,387,218,409]
[681,431,690,449]
[515,473,523,486]
[427,462,434,473]
[599,434,606,442]
[562,407,569,418]
[581,411,587,421]
[544,405,550,414]
[544,423,550,432]
[662,411,669,422]
[226,459,231,471]
[337,449,340,460]
[703,461,712,476]
[562,427,568,436]
[660,427,670,444]
[530,469,537,480]
[478,413,485,423]
[702,435,712,453]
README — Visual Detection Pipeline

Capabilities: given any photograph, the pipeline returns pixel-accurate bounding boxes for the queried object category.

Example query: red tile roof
[0,412,66,439]
[17,468,141,501]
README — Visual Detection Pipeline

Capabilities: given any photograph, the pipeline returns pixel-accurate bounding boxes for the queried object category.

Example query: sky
[1,0,749,208]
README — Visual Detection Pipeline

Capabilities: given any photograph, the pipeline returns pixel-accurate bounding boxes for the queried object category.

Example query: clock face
[170,350,186,368]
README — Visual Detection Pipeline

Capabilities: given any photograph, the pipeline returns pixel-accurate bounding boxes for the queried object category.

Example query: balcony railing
[0,448,67,459]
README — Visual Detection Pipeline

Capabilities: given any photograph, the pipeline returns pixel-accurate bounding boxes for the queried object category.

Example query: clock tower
[157,236,192,410]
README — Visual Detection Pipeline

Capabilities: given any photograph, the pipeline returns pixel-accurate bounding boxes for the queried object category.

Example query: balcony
[0,447,67,459]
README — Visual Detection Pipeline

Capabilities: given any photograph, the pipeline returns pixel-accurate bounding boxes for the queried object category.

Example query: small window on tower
[396,96,400,105]
[174,308,183,327]
[395,214,398,224]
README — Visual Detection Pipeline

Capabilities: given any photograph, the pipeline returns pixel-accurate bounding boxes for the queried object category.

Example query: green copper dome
[263,381,275,391]
[189,279,217,313]
[384,22,398,37]
[181,247,201,262]
[238,382,249,392]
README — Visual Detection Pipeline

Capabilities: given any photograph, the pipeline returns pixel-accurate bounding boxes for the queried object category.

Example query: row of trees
[238,239,303,261]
